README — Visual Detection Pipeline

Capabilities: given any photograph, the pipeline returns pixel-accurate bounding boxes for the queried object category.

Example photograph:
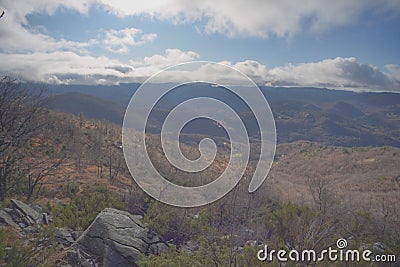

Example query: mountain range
[44,83,400,147]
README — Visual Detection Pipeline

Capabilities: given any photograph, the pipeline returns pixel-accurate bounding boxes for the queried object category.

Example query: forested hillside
[0,77,399,266]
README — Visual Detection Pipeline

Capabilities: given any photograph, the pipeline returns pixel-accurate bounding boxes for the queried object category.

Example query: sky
[0,0,400,92]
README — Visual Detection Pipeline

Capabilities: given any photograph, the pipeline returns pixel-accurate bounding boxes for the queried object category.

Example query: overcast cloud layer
[0,0,399,91]
[97,0,400,37]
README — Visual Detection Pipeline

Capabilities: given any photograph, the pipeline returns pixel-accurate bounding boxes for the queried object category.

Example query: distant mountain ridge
[46,92,124,124]
[44,83,139,107]
[43,83,400,147]
[43,82,400,110]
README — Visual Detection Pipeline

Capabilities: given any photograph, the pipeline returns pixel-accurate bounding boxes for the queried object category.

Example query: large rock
[10,199,41,222]
[73,208,167,267]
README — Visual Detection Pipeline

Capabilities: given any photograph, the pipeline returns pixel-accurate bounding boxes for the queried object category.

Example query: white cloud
[0,51,131,84]
[385,64,400,81]
[0,1,399,91]
[0,0,96,53]
[9,0,393,50]
[131,49,200,68]
[132,57,400,92]
[266,57,400,91]
[0,47,398,91]
[227,60,270,85]
[0,49,200,85]
[96,0,400,38]
[102,28,157,54]
[2,0,400,53]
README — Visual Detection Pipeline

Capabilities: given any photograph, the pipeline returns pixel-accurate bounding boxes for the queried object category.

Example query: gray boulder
[10,199,41,222]
[72,208,167,267]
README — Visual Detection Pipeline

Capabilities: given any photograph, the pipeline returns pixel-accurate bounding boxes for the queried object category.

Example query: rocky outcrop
[1,200,167,266]
[0,199,49,229]
[70,208,167,267]
[10,199,41,222]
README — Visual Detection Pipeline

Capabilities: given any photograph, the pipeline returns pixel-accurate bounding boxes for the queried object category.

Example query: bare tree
[306,175,334,213]
[0,76,45,201]
[24,151,68,202]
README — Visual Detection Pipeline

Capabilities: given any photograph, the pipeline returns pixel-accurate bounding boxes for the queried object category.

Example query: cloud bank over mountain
[0,0,399,91]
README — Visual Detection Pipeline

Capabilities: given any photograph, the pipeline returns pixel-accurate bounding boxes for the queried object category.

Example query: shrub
[52,185,124,230]
[144,200,191,245]
[0,226,56,267]
[63,181,80,196]
[138,243,228,267]
[0,228,6,262]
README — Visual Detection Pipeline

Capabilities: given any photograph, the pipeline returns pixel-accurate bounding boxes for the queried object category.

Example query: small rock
[24,215,35,225]
[245,240,262,247]
[54,227,75,246]
[71,231,80,241]
[23,225,39,234]
[66,248,98,267]
[18,222,27,228]
[373,242,388,253]
[181,240,199,254]
[3,208,13,213]
[42,213,49,225]
[0,209,18,227]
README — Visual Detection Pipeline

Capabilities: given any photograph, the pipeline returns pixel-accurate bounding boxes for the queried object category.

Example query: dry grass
[266,141,400,218]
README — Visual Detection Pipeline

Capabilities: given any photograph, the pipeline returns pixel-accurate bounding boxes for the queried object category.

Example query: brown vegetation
[0,76,399,266]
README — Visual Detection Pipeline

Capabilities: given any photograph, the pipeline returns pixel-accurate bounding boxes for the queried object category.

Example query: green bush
[138,245,205,267]
[52,185,124,230]
[0,227,55,267]
[0,228,6,262]
[268,203,338,252]
[63,181,80,196]
[144,200,191,245]
[3,246,33,267]
[139,240,270,267]
[138,242,229,267]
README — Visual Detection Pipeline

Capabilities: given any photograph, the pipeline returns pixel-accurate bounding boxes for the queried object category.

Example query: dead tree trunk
[0,167,6,201]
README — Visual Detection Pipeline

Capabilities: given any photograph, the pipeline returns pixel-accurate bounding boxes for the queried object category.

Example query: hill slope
[46,92,124,124]
[44,84,400,147]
